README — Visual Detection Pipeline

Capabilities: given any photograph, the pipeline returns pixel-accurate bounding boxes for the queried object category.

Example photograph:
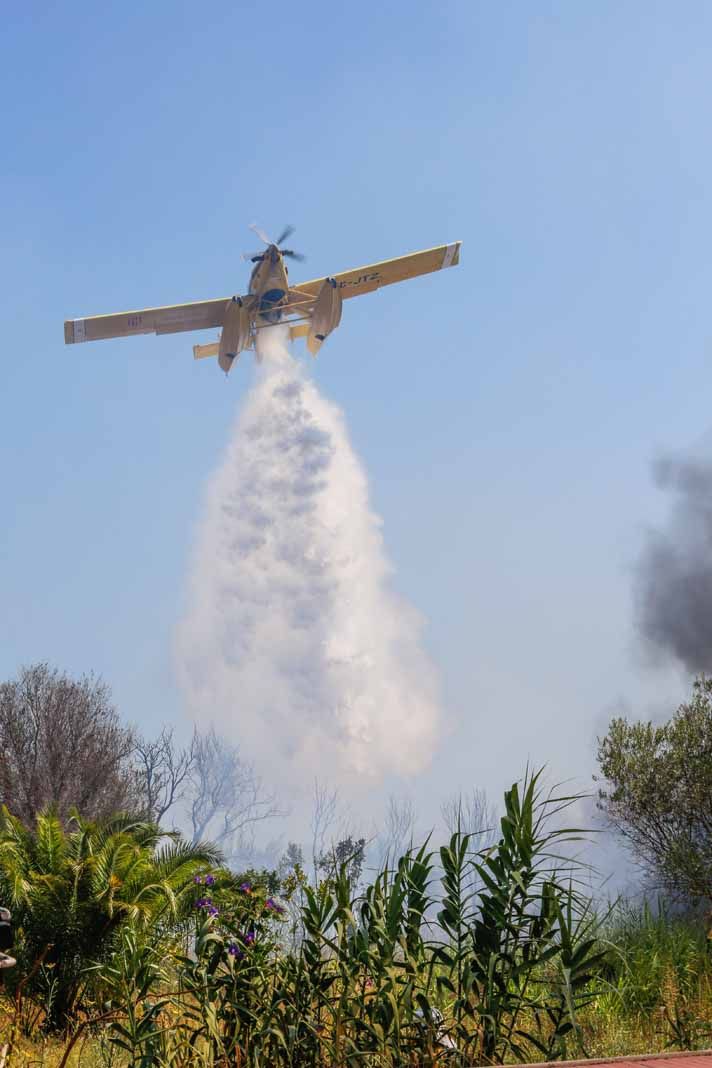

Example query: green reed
[83,768,608,1067]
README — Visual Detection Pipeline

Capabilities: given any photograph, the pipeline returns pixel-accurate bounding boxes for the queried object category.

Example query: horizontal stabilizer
[193,342,219,360]
[194,323,309,360]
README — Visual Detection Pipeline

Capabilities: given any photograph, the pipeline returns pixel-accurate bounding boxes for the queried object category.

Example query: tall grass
[578,900,712,1057]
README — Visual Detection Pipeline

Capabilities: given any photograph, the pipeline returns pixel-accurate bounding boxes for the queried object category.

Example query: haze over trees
[13,657,712,912]
[0,664,278,861]
[187,725,281,849]
[596,675,712,904]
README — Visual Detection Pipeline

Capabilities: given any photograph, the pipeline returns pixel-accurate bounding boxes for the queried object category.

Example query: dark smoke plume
[635,455,712,674]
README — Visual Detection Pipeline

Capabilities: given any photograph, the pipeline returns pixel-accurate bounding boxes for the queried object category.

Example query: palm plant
[0,806,220,1031]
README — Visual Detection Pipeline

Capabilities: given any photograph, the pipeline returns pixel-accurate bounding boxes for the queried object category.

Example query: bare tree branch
[441,786,498,846]
[188,726,281,856]
[133,727,195,825]
[310,779,339,885]
[374,795,417,867]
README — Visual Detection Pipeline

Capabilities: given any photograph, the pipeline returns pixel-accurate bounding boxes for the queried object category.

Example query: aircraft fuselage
[248,245,290,323]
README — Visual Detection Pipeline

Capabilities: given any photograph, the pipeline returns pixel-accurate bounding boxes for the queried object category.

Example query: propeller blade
[276,224,295,246]
[249,222,272,245]
[281,250,305,262]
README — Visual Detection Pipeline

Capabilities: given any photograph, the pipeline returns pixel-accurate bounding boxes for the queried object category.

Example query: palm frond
[153,837,223,874]
[34,808,67,873]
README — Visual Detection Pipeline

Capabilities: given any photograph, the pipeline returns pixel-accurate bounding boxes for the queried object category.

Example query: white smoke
[176,328,442,793]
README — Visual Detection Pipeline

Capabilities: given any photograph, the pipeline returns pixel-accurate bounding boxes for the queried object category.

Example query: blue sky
[2,2,711,838]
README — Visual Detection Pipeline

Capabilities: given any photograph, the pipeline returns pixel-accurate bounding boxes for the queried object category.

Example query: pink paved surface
[514,1053,712,1068]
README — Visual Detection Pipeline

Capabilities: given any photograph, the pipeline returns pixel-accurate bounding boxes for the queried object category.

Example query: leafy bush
[0,807,220,1031]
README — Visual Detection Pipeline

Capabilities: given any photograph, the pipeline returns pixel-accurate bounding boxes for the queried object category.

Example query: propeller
[242,223,306,263]
[276,224,295,245]
[249,222,273,245]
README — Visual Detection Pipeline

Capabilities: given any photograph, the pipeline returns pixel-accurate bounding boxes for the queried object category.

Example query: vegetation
[577,901,712,1057]
[0,769,706,1068]
[597,675,712,904]
[1,664,711,1064]
[0,665,277,863]
[0,664,138,826]
[0,808,220,1031]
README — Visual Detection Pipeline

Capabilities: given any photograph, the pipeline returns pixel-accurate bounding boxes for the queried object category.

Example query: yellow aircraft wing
[64,242,461,346]
[287,241,461,309]
[64,296,229,345]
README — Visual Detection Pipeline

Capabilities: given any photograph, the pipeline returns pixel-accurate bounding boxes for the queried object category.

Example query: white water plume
[176,328,442,790]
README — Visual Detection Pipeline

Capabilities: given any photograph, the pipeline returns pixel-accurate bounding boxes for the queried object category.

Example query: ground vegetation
[0,769,706,1067]
[597,676,712,904]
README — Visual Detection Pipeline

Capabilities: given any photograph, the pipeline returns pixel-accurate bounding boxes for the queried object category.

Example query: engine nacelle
[307,278,342,356]
[219,297,252,373]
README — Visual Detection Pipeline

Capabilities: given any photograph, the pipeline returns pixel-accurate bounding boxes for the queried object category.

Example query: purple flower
[204,874,215,886]
[239,882,252,893]
[208,906,219,917]
[265,897,285,914]
[195,898,206,909]
[194,875,203,885]
[243,931,255,945]
[228,943,244,960]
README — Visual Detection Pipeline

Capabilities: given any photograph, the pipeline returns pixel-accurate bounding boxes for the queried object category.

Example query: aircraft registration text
[339,272,380,288]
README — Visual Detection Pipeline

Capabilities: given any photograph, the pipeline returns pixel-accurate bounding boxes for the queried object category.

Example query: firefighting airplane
[64,226,462,374]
